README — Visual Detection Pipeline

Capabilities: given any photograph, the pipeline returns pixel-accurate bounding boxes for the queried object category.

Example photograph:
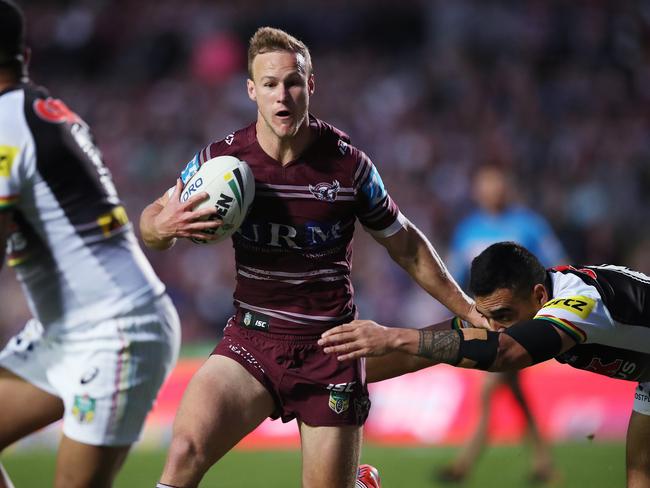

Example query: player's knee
[166,434,211,472]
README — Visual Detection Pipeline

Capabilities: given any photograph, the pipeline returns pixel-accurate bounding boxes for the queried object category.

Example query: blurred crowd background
[1,0,649,344]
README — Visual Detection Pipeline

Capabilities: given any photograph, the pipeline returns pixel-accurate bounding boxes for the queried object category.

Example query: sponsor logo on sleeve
[180,154,200,184]
[0,145,19,178]
[33,98,82,124]
[360,166,387,205]
[541,295,596,319]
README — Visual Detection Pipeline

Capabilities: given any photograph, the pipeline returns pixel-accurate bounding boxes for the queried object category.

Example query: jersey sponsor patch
[541,295,596,319]
[0,145,19,178]
[33,98,81,124]
[180,153,200,184]
[360,165,387,205]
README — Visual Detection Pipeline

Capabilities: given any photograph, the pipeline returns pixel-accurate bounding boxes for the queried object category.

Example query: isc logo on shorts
[326,381,356,392]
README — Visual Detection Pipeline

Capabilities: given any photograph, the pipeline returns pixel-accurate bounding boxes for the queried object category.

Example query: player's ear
[532,283,548,307]
[307,74,315,95]
[247,78,256,101]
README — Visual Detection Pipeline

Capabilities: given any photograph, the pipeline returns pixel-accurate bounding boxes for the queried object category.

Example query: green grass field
[3,442,625,487]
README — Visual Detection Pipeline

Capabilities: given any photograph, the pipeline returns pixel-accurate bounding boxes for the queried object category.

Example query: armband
[456,329,499,370]
[504,319,563,365]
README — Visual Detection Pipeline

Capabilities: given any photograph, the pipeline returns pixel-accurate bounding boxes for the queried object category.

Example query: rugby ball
[179,155,255,244]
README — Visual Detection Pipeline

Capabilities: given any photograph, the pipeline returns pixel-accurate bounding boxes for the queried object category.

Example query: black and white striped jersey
[0,83,165,332]
[537,265,650,381]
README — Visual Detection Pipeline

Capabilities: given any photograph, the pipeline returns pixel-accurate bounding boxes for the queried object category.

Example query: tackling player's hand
[319,320,397,361]
[465,303,491,330]
[154,179,223,242]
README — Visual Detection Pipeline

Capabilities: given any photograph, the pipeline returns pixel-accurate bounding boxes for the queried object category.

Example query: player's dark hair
[0,0,25,74]
[469,242,546,298]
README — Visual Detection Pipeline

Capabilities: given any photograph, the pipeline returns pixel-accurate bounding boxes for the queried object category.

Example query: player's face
[247,50,314,140]
[475,284,548,330]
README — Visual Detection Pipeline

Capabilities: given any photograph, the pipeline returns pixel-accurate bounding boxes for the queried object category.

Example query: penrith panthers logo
[309,180,340,202]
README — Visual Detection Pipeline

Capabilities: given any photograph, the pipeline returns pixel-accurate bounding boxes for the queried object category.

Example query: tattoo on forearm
[417,330,460,364]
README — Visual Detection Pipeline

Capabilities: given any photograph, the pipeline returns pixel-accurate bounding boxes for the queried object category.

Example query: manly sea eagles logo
[309,180,340,203]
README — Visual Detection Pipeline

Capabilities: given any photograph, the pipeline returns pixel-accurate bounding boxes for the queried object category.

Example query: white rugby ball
[179,155,255,244]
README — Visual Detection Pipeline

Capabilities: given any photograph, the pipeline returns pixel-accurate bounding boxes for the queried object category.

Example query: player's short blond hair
[247,27,312,79]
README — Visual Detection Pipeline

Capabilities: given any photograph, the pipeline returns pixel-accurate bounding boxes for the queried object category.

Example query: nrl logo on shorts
[243,312,252,327]
[72,394,96,424]
[309,180,340,203]
[328,391,350,414]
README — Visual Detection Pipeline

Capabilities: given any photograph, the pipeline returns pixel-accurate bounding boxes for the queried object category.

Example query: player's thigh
[0,367,63,449]
[171,354,275,461]
[54,435,130,488]
[299,421,362,488]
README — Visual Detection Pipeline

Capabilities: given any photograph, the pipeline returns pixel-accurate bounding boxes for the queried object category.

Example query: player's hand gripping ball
[180,155,255,244]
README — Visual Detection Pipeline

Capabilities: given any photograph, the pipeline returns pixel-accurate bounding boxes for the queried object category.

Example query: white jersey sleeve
[534,272,611,344]
[0,90,31,210]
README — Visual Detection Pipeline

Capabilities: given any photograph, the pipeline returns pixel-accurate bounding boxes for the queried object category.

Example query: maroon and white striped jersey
[179,115,406,335]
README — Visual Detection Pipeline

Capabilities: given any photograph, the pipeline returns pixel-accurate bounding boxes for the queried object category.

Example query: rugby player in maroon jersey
[141,27,486,488]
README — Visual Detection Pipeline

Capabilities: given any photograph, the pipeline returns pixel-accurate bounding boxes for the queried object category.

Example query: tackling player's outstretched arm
[139,179,221,250]
[374,220,487,328]
[320,318,578,373]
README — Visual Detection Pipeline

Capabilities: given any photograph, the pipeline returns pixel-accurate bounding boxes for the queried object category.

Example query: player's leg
[0,367,64,488]
[505,370,557,482]
[53,437,130,488]
[159,355,275,488]
[53,297,181,488]
[627,383,650,487]
[437,371,503,482]
[299,422,362,488]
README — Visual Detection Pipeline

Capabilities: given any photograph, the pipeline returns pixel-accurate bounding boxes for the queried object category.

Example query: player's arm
[139,179,221,250]
[320,318,577,372]
[373,220,487,328]
[363,320,457,382]
[0,210,10,271]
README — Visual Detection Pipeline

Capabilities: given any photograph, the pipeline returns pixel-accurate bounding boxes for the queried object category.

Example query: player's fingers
[320,324,352,339]
[185,219,222,231]
[182,232,219,241]
[336,348,364,361]
[318,330,356,346]
[182,191,210,209]
[193,207,219,219]
[322,339,360,354]
[170,178,183,198]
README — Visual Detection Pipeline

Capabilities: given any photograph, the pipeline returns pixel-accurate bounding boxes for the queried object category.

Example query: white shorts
[0,294,181,446]
[633,382,650,415]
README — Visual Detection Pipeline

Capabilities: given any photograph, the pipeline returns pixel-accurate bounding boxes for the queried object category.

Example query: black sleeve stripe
[504,319,564,365]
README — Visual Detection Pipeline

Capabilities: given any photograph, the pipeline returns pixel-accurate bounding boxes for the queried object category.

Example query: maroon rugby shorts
[213,318,370,426]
